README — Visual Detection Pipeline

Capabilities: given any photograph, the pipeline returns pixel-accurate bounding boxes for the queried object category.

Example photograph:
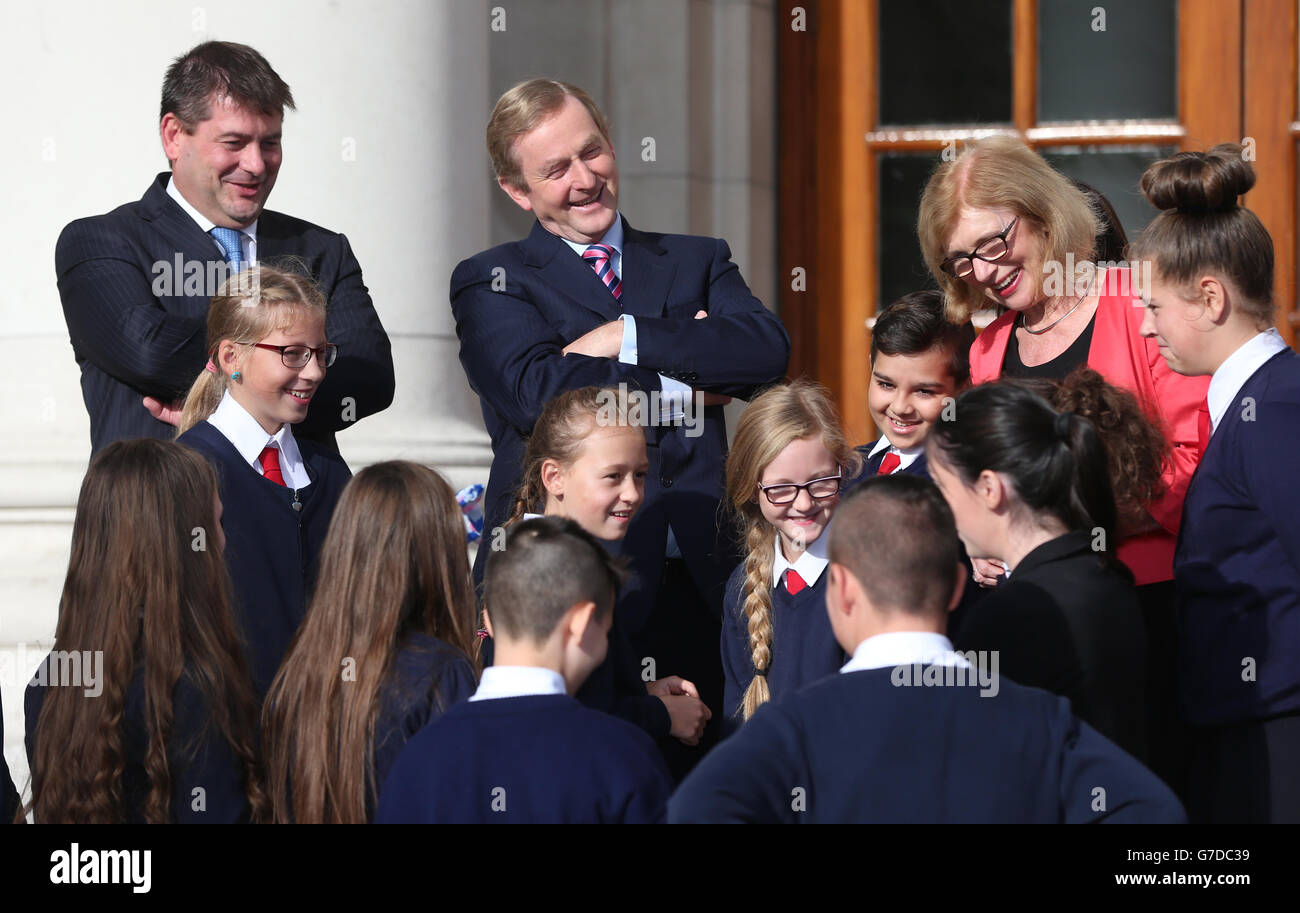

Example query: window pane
[879,153,941,310]
[1041,146,1176,256]
[1038,0,1176,121]
[879,0,1013,126]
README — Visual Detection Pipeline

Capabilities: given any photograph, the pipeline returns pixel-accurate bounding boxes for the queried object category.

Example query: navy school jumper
[178,420,351,697]
[670,667,1185,823]
[25,661,251,823]
[375,693,672,823]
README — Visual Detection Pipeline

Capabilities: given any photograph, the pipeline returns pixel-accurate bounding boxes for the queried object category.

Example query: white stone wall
[0,0,776,808]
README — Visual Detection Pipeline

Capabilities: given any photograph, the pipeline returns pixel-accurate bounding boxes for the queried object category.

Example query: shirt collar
[470,665,567,702]
[561,212,624,260]
[207,390,306,484]
[1207,329,1288,432]
[772,526,830,589]
[868,434,924,471]
[166,175,259,244]
[840,631,967,673]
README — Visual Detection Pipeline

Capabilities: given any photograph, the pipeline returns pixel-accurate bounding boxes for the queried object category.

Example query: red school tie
[786,569,807,595]
[878,451,901,476]
[1197,403,1212,454]
[259,445,286,487]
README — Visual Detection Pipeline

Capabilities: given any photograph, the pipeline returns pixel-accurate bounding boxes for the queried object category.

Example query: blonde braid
[740,519,776,720]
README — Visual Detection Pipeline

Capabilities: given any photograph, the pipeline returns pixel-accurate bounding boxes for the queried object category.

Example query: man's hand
[562,320,624,358]
[143,396,184,428]
[646,674,699,699]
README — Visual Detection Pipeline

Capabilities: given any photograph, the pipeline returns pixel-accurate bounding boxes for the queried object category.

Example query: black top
[953,531,1147,761]
[1002,308,1097,380]
[2,703,19,823]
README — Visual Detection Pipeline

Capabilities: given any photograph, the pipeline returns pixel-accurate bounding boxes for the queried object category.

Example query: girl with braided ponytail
[721,380,862,734]
[927,381,1148,761]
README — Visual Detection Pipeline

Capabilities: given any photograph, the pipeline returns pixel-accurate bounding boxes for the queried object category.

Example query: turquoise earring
[232,371,242,382]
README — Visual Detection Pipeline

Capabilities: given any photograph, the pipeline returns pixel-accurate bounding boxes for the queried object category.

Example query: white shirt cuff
[618,314,638,365]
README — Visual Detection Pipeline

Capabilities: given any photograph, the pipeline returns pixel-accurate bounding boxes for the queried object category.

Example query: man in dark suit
[670,475,1186,823]
[57,41,393,453]
[452,79,789,753]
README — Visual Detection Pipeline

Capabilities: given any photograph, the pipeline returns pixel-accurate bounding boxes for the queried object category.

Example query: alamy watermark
[890,650,1000,697]
[0,643,103,697]
[595,383,705,438]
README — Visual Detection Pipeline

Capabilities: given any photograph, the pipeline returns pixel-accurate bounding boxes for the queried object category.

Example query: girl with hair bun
[721,380,862,733]
[1134,144,1300,823]
[927,382,1147,761]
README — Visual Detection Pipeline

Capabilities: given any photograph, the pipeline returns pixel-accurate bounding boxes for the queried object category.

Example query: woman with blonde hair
[720,380,861,733]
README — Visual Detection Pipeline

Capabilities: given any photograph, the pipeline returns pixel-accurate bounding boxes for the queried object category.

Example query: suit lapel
[523,220,622,322]
[140,174,224,266]
[620,220,675,318]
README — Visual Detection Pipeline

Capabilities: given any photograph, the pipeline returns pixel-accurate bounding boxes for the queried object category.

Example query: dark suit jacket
[954,530,1148,761]
[57,173,395,453]
[451,218,790,632]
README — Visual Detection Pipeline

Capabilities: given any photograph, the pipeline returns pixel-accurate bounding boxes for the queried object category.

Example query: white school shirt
[207,391,311,490]
[470,666,567,702]
[867,435,925,473]
[1206,328,1289,435]
[772,528,830,590]
[840,631,971,674]
[167,176,259,264]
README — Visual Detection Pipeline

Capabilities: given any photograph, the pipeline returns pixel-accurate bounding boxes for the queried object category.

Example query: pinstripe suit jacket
[56,173,395,453]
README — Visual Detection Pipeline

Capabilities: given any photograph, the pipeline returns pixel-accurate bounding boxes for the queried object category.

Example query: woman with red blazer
[917,136,1208,797]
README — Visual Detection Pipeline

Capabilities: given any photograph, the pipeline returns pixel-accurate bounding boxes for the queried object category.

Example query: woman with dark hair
[22,439,266,823]
[927,382,1147,761]
[1134,144,1300,823]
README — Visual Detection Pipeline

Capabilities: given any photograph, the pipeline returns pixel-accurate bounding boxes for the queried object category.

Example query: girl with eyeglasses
[177,264,352,698]
[720,380,862,735]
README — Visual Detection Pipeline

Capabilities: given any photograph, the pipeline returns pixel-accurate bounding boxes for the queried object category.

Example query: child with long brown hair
[262,461,478,823]
[177,265,351,697]
[21,439,265,823]
[721,379,862,733]
[504,386,711,750]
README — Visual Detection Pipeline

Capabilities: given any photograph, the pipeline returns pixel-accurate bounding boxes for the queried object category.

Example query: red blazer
[969,268,1209,585]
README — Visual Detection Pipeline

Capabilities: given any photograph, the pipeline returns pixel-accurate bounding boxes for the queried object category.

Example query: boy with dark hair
[376,517,672,823]
[669,475,1185,823]
[852,289,975,481]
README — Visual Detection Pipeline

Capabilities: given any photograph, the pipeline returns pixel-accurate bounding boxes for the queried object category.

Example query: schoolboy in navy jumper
[670,475,1185,824]
[720,380,861,736]
[176,266,350,697]
[377,518,672,824]
[1134,144,1300,823]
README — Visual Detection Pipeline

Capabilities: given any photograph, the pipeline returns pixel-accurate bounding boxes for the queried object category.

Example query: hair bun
[1141,144,1255,214]
[1053,411,1073,442]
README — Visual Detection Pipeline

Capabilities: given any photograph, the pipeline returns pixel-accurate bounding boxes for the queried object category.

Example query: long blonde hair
[724,379,860,721]
[178,264,328,434]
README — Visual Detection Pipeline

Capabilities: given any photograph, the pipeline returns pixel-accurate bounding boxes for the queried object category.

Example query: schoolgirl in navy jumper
[721,380,862,734]
[377,517,672,824]
[1133,145,1300,823]
[21,440,265,823]
[262,461,479,823]
[927,383,1148,761]
[176,266,351,697]
[504,387,710,747]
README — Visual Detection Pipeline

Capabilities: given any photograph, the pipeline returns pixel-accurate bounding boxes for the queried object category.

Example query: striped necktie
[582,243,622,300]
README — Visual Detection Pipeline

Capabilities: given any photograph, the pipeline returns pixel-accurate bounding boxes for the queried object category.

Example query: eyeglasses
[251,343,338,368]
[757,471,842,506]
[940,217,1018,278]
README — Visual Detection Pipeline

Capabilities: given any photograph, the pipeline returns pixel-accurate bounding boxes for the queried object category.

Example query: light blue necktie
[209,226,244,270]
